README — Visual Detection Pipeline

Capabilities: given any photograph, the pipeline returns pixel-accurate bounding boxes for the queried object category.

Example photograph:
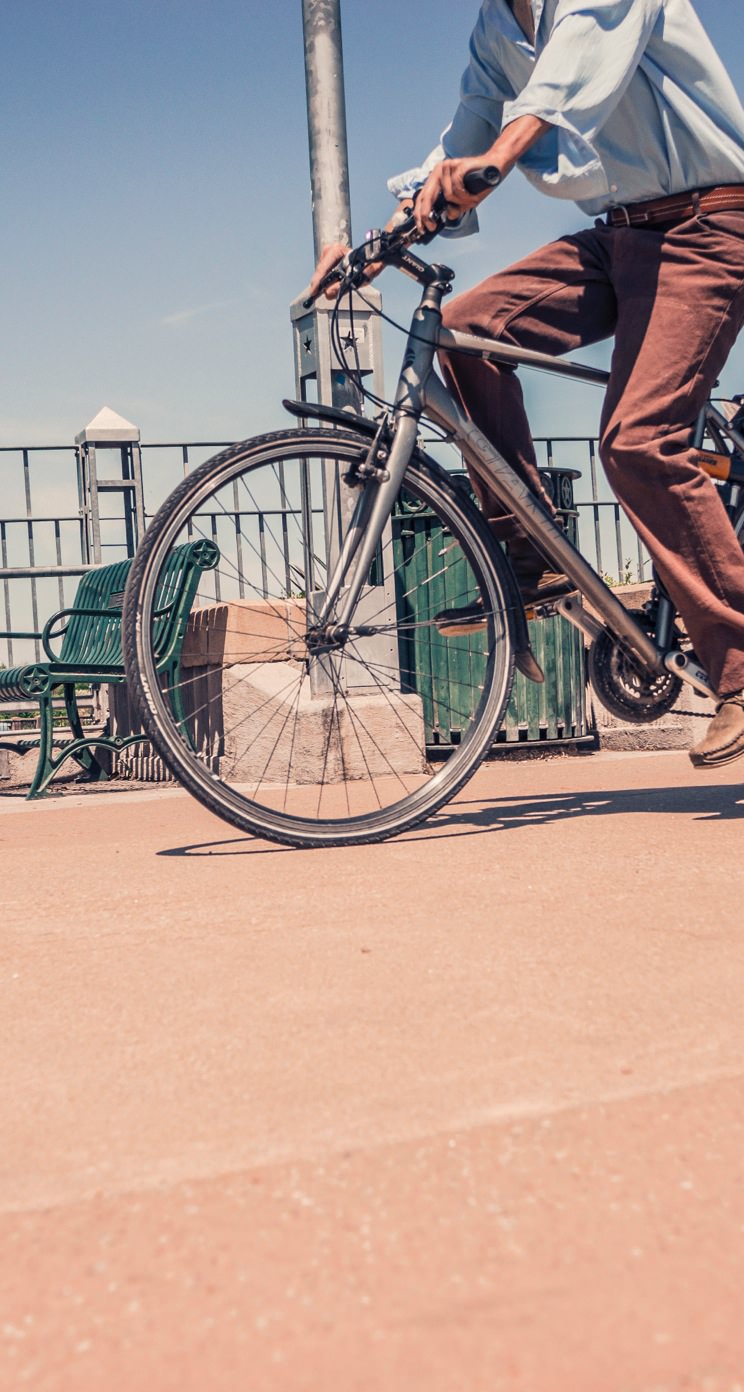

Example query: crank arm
[554,595,604,643]
[664,650,715,700]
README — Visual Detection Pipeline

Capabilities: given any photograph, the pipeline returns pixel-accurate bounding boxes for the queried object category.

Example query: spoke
[327,661,353,819]
[244,668,309,801]
[281,663,310,812]
[361,571,478,632]
[328,664,384,812]
[235,473,318,619]
[344,649,490,733]
[176,661,304,753]
[220,667,306,763]
[332,675,414,796]
[346,646,492,700]
[166,648,296,702]
[167,641,301,693]
[315,657,342,818]
[192,494,305,632]
[358,606,497,637]
[358,527,472,629]
[344,643,436,765]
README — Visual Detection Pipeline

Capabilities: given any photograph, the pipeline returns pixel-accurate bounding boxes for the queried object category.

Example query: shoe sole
[435,620,487,637]
[436,584,580,636]
[689,742,744,768]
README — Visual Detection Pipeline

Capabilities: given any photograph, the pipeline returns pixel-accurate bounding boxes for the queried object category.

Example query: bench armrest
[41,598,178,661]
[41,605,123,661]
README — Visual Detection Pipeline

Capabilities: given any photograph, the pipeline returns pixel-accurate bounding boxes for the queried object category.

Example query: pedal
[525,600,555,621]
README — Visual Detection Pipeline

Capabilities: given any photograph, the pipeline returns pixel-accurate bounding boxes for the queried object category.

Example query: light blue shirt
[388,0,744,228]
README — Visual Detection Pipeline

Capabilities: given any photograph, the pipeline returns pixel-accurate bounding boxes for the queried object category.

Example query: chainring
[588,614,682,724]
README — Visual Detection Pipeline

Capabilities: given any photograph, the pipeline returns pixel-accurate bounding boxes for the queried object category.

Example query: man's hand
[308,202,415,303]
[414,155,495,234]
[308,241,350,302]
[414,117,552,234]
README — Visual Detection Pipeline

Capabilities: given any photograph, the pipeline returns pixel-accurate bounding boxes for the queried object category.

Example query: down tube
[421,370,662,671]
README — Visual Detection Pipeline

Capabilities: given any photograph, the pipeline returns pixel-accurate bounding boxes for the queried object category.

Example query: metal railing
[0,434,649,673]
[0,441,231,668]
[534,437,651,587]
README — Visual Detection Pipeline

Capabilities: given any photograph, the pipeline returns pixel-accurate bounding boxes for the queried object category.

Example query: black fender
[282,397,379,436]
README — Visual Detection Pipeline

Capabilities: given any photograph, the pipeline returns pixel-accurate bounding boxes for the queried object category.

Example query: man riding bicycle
[310,0,744,769]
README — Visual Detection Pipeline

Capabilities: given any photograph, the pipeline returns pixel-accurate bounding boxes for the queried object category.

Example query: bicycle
[122,169,744,848]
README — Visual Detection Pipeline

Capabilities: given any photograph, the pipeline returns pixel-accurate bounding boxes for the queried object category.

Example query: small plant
[602,558,636,587]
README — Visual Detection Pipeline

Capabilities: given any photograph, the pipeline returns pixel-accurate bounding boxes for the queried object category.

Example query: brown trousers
[438,211,744,695]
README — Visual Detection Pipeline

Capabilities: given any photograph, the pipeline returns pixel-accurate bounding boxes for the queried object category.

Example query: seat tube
[692,403,708,450]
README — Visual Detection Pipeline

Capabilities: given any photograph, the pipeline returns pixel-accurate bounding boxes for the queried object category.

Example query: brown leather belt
[606,184,744,229]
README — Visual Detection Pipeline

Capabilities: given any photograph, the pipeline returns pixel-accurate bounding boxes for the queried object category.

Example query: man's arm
[416,0,663,229]
[506,0,663,147]
[414,113,552,232]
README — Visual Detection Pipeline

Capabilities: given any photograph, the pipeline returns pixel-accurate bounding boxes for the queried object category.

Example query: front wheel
[123,427,515,847]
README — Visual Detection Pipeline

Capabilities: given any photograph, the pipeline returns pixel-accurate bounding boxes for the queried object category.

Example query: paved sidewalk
[2,750,744,1391]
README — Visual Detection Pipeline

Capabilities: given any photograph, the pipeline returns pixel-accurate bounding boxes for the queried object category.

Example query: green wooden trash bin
[392,470,588,749]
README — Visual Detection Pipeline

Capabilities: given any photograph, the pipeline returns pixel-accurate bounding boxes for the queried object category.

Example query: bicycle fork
[311,282,445,640]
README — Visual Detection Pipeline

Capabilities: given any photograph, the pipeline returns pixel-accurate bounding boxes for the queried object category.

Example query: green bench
[0,538,219,798]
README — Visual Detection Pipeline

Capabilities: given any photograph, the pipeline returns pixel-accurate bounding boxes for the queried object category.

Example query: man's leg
[438,227,617,583]
[599,212,744,702]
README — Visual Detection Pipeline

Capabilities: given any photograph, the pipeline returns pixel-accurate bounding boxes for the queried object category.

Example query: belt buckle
[612,204,631,227]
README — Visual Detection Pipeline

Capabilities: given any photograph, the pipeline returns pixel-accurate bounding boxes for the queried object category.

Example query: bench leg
[26,695,55,799]
[63,684,109,783]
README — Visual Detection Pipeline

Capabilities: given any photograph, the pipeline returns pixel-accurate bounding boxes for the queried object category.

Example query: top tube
[437,326,610,388]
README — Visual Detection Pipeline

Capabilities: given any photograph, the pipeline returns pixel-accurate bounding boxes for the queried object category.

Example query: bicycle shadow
[157,779,744,856]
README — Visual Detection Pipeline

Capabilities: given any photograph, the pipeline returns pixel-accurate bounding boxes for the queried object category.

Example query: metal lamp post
[293,0,397,694]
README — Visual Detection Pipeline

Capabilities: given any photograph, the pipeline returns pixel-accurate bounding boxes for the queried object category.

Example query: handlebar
[303,163,503,308]
[462,164,502,196]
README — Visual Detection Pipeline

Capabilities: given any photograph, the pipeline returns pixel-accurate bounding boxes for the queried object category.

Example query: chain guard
[588,615,682,724]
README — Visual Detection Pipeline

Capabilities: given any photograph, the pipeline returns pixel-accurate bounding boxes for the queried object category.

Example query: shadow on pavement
[157,780,744,856]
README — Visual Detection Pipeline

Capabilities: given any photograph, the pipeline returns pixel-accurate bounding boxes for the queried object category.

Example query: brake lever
[302,259,349,310]
[302,199,446,310]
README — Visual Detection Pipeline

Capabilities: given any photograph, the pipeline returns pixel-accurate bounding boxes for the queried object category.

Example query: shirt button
[610,184,618,193]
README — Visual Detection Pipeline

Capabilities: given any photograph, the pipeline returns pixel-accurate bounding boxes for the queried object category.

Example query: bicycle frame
[315,258,743,703]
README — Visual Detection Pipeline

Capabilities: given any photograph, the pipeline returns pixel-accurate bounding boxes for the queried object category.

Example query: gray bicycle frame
[319,270,730,701]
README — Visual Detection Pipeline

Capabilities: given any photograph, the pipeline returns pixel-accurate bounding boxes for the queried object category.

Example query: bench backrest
[58,539,220,671]
[149,538,220,668]
[59,559,133,667]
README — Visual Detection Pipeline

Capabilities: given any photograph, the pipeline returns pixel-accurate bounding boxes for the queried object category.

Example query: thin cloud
[158,291,266,328]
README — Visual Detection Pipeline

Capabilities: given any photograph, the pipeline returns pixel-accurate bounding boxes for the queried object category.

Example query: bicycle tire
[122,426,515,848]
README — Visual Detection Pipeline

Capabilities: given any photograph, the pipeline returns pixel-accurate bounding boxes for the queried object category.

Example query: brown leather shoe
[432,601,545,682]
[434,599,486,636]
[434,572,575,637]
[689,691,744,768]
[514,648,545,684]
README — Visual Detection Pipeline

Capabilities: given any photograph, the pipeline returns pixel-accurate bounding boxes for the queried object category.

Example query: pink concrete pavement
[2,749,744,1391]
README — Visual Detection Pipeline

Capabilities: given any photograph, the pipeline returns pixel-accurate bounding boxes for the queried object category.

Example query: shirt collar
[499,0,542,53]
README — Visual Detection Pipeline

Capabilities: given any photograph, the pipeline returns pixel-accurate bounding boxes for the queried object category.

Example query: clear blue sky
[0,0,742,447]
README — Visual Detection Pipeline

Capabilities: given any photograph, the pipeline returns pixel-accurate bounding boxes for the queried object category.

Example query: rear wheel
[123,427,515,847]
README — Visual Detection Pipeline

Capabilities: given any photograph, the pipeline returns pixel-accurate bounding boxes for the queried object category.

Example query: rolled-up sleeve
[507,0,664,141]
[387,2,510,234]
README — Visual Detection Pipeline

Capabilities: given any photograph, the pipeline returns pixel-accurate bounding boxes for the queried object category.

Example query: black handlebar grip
[462,165,503,196]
